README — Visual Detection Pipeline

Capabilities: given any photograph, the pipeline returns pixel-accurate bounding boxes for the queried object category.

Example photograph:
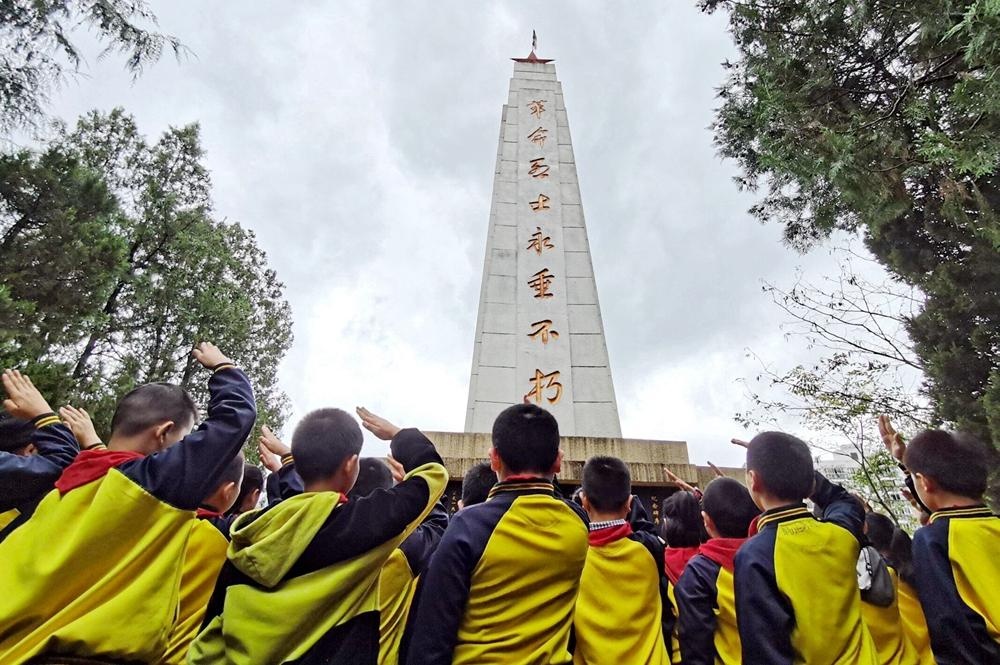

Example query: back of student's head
[702,477,760,538]
[746,431,815,502]
[227,464,264,515]
[903,429,990,499]
[581,456,631,512]
[291,408,363,484]
[889,527,915,583]
[491,404,559,474]
[864,512,896,553]
[207,451,246,514]
[110,382,198,437]
[0,412,33,454]
[661,491,704,547]
[461,461,496,507]
[349,457,394,498]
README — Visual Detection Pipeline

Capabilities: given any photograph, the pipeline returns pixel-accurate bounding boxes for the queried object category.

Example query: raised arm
[810,470,864,541]
[1,370,79,509]
[122,343,257,510]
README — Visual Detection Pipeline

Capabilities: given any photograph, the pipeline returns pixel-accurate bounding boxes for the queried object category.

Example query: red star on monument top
[513,30,554,63]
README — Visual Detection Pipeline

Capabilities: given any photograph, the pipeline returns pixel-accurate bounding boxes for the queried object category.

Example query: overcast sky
[41,1,887,467]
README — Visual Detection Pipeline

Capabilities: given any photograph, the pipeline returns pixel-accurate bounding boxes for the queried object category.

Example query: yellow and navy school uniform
[0,367,256,664]
[664,545,699,663]
[379,501,449,665]
[0,412,79,542]
[895,573,933,663]
[734,472,878,664]
[573,511,672,665]
[407,477,590,665]
[911,505,1000,663]
[858,563,921,665]
[188,428,448,665]
[675,537,746,665]
[156,511,232,665]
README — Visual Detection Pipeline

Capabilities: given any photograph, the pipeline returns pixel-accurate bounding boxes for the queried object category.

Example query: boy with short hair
[407,403,589,665]
[0,343,256,663]
[158,452,247,665]
[459,460,495,509]
[903,429,999,663]
[573,455,671,665]
[227,463,263,516]
[675,477,759,665]
[735,431,877,664]
[190,407,448,665]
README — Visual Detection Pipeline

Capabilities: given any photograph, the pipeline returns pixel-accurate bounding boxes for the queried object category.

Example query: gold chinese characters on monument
[530,193,550,211]
[528,319,559,345]
[527,126,548,148]
[528,158,550,179]
[526,227,554,255]
[528,100,546,119]
[527,268,555,299]
[525,369,563,405]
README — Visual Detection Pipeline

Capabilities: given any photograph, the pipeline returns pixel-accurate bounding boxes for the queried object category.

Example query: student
[407,404,589,665]
[0,343,256,663]
[573,456,671,665]
[735,431,877,664]
[459,460,495,509]
[158,453,247,665]
[675,477,760,665]
[0,374,85,538]
[887,527,932,661]
[661,489,704,663]
[189,407,448,665]
[902,429,999,663]
[860,512,929,665]
[226,463,264,516]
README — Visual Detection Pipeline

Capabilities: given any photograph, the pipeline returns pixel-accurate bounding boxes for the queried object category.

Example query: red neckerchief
[588,522,633,547]
[698,537,747,572]
[196,508,224,519]
[664,546,700,584]
[55,448,145,495]
[747,514,761,537]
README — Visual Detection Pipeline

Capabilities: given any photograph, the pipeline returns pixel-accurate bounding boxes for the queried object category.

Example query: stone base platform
[425,431,744,523]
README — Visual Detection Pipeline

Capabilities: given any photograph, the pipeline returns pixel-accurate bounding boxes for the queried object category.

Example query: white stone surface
[465,58,621,437]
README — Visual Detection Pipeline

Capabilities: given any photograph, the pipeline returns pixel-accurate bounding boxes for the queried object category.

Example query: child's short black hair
[903,429,990,499]
[291,408,363,484]
[581,456,631,513]
[0,412,33,453]
[349,457,394,498]
[491,404,559,474]
[701,477,760,538]
[461,461,496,507]
[110,383,198,437]
[746,431,815,502]
[661,491,704,547]
[228,464,263,515]
[864,512,896,552]
[219,452,246,486]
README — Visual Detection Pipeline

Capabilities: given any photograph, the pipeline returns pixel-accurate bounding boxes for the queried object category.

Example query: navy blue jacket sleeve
[0,419,79,510]
[406,507,490,665]
[400,499,449,575]
[628,494,658,536]
[120,367,257,510]
[631,529,675,659]
[810,471,864,541]
[734,538,795,665]
[912,523,999,664]
[675,555,719,665]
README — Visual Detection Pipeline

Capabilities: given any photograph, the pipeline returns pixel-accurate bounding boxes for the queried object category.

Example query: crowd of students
[0,342,997,664]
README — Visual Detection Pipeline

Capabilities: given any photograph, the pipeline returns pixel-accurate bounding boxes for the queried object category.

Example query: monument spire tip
[512,29,553,64]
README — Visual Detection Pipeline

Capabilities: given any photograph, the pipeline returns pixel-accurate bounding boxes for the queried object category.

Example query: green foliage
[702,0,1000,446]
[0,109,292,453]
[0,0,183,131]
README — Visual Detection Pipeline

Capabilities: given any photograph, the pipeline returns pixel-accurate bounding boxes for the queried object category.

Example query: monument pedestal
[428,431,744,520]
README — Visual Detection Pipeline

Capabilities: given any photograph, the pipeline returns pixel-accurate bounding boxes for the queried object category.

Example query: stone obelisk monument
[429,38,741,515]
[465,38,621,437]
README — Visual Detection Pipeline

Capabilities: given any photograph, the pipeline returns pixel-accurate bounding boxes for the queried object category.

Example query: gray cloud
[42,1,887,465]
